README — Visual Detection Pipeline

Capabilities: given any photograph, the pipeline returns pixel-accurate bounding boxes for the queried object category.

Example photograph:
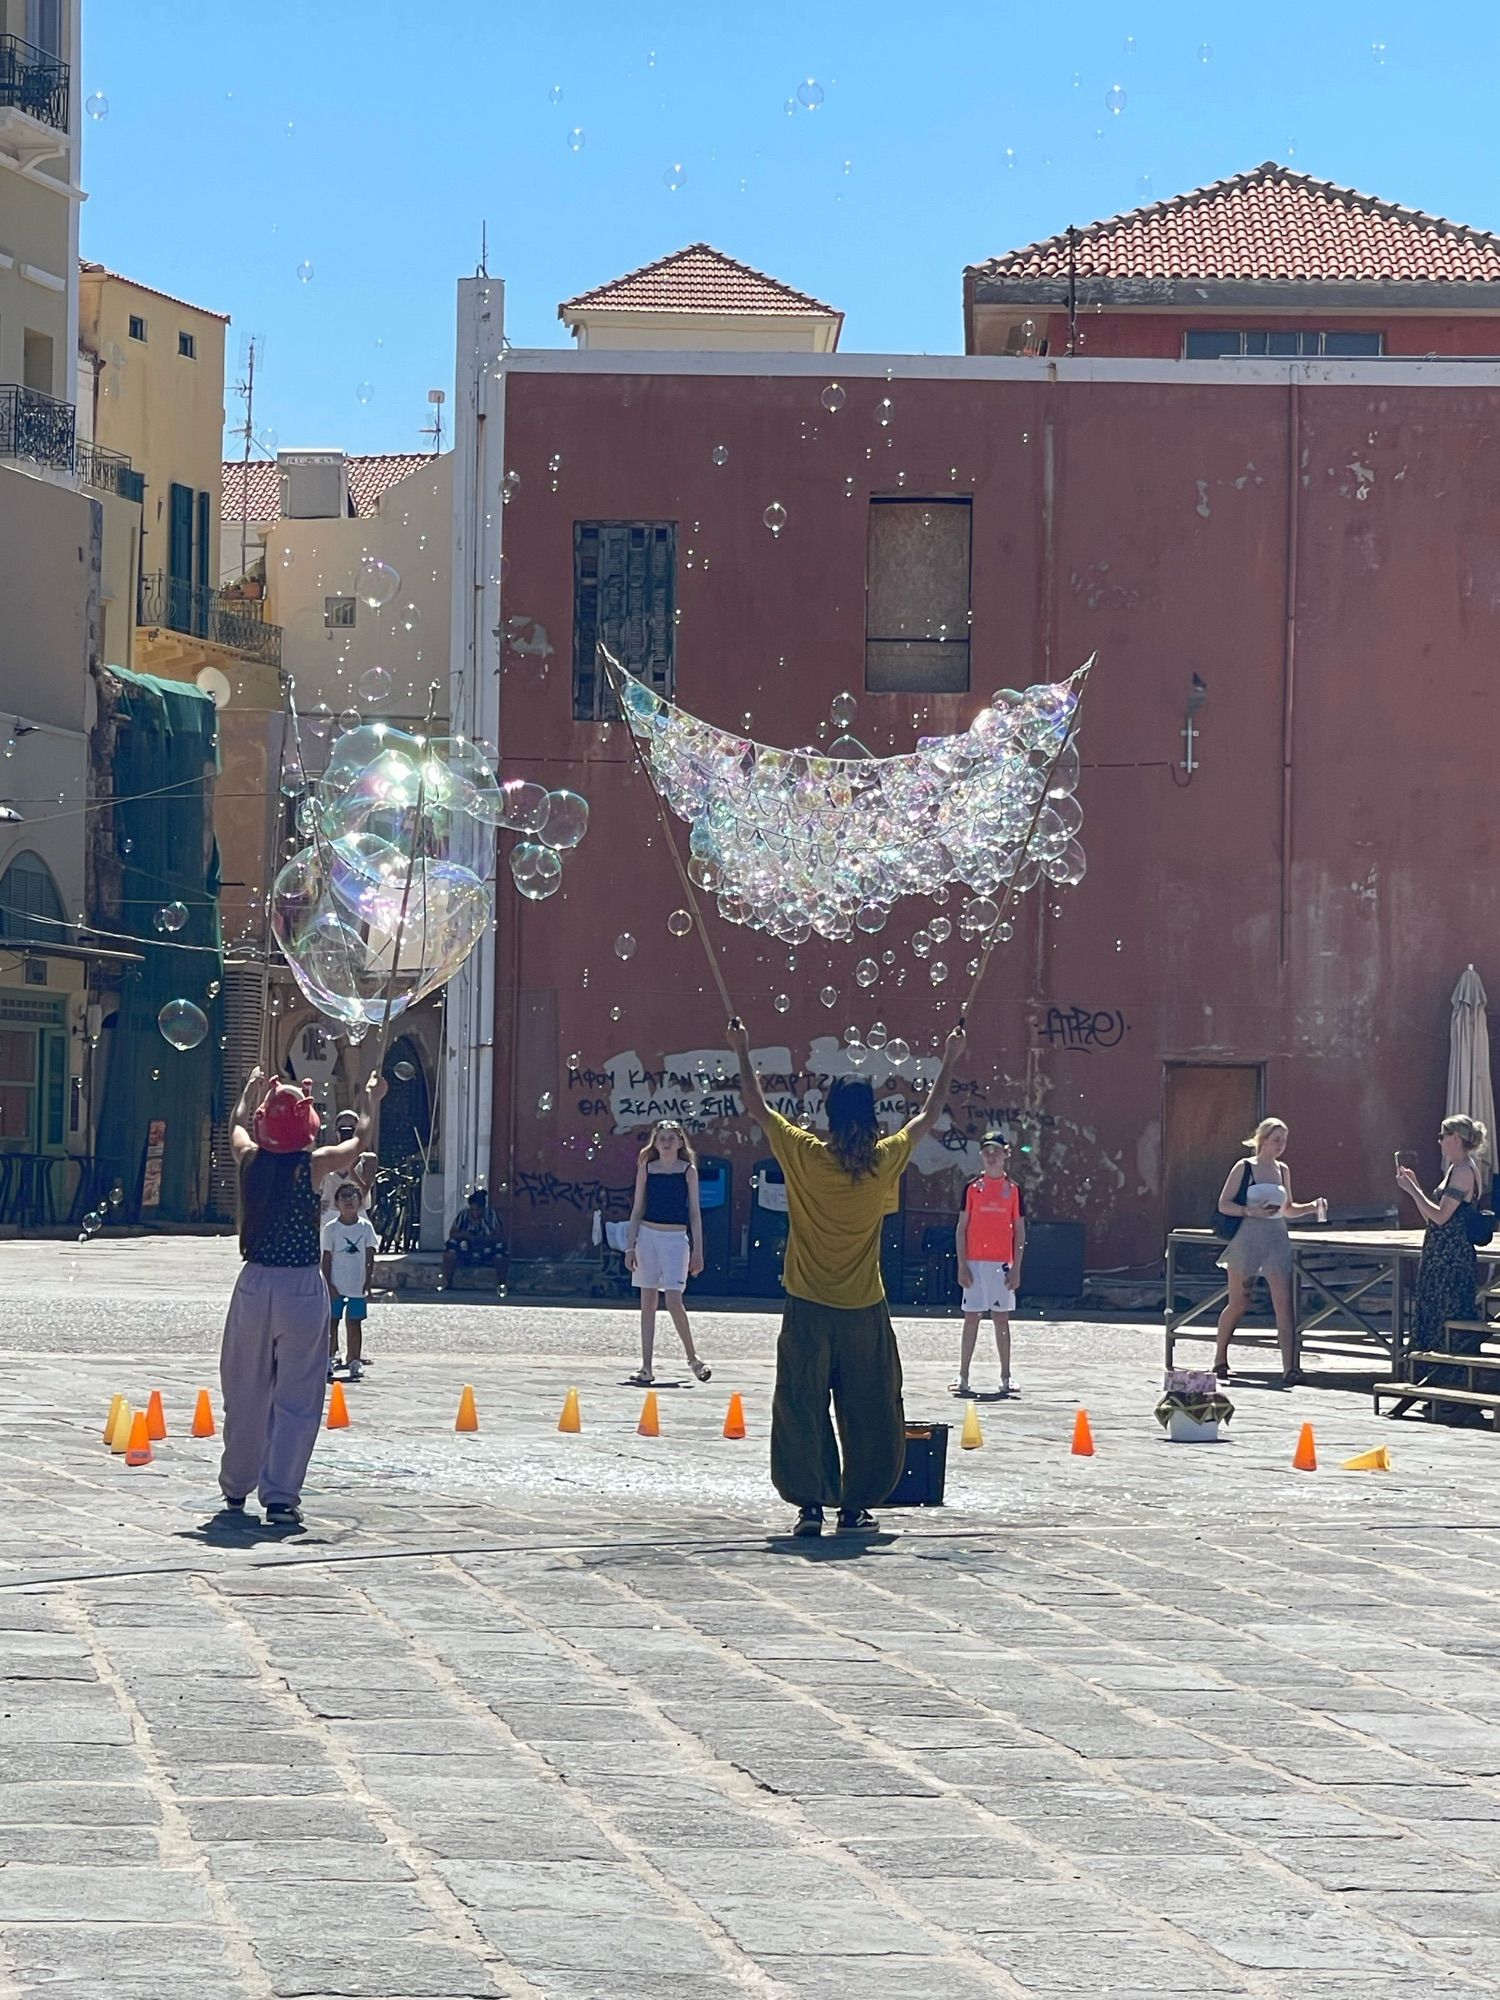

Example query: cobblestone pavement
[3,1239,1500,1998]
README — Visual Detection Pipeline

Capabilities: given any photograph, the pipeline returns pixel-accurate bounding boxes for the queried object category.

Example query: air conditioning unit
[278,450,348,520]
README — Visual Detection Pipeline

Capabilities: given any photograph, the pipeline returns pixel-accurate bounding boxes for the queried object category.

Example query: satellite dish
[195,666,232,710]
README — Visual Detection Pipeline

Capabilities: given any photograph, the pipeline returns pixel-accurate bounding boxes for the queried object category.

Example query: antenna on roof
[1066,226,1079,358]
[229,334,265,588]
[421,388,446,453]
[476,221,489,279]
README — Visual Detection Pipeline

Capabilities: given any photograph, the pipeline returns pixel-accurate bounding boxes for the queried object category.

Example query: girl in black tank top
[624,1121,710,1386]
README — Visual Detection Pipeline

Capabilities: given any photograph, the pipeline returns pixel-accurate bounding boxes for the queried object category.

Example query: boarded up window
[573,521,676,720]
[865,499,971,693]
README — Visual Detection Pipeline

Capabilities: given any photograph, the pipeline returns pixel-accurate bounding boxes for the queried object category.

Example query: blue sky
[82,1,1488,456]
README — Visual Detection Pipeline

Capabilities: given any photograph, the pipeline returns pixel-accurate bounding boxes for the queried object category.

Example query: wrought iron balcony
[77,440,145,504]
[137,571,283,669]
[0,33,69,132]
[0,383,76,471]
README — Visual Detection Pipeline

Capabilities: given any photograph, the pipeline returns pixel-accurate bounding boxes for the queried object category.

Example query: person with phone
[1398,1115,1488,1423]
[1212,1117,1326,1387]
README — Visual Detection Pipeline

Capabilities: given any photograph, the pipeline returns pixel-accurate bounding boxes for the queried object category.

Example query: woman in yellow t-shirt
[727,1017,968,1538]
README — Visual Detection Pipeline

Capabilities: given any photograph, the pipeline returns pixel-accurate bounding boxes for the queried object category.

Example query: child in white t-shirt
[321,1183,378,1382]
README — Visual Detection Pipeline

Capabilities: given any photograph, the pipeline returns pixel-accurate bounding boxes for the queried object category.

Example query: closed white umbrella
[1447,965,1496,1178]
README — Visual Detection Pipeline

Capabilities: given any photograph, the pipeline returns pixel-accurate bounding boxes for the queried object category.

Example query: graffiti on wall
[1036,1007,1128,1052]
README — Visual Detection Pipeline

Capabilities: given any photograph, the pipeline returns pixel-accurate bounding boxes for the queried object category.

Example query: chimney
[278,449,349,520]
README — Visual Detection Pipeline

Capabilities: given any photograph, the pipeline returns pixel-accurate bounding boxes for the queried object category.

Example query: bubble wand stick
[598,645,738,1025]
[372,679,445,1076]
[957,653,1095,1026]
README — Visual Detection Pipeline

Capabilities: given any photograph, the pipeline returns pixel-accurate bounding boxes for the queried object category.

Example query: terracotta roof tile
[560,242,840,317]
[969,163,1500,286]
[79,261,230,322]
[221,453,439,526]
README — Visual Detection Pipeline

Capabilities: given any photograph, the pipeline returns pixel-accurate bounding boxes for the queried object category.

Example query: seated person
[442,1189,506,1289]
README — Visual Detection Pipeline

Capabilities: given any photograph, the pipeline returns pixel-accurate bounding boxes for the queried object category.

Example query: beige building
[559,243,842,352]
[0,0,80,415]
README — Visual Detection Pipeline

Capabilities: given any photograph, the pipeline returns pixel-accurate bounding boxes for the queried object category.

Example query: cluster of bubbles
[616,671,1086,944]
[269,723,589,1028]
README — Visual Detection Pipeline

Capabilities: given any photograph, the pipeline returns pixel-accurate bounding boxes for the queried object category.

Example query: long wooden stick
[958,654,1095,1024]
[600,646,738,1024]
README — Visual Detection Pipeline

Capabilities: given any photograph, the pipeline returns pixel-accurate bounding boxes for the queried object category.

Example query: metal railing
[137,571,283,668]
[0,383,76,471]
[77,440,144,504]
[0,33,69,131]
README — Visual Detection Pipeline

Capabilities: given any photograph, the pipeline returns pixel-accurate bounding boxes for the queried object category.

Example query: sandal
[627,1369,654,1388]
[690,1358,712,1382]
[949,1379,973,1397]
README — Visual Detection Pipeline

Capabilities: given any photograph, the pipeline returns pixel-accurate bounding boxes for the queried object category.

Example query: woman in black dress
[1398,1114,1487,1422]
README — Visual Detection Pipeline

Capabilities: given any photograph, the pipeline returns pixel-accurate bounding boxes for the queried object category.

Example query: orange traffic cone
[455,1385,479,1432]
[723,1392,747,1440]
[1292,1422,1317,1472]
[190,1389,216,1438]
[557,1387,581,1433]
[103,1393,125,1443]
[109,1402,133,1454]
[1071,1408,1095,1457]
[637,1390,660,1438]
[326,1381,350,1430]
[146,1389,168,1442]
[960,1400,984,1450]
[124,1410,152,1466]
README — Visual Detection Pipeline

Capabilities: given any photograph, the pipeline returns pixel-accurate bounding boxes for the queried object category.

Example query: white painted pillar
[441,275,505,1229]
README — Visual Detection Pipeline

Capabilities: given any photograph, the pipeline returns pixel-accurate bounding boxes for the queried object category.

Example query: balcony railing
[137,571,283,669]
[0,34,69,132]
[77,440,145,504]
[0,383,76,471]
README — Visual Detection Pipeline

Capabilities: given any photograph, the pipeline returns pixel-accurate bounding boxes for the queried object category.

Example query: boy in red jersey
[953,1131,1026,1399]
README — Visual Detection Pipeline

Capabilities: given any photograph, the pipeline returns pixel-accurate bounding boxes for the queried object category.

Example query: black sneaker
[793,1506,824,1538]
[220,1497,246,1514]
[836,1508,879,1535]
[264,1502,303,1529]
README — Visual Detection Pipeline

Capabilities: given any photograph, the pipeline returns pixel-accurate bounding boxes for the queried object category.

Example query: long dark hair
[239,1148,309,1260]
[825,1077,880,1179]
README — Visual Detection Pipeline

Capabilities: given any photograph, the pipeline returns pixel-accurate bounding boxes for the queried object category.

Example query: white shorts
[632,1228,691,1294]
[962,1261,1015,1314]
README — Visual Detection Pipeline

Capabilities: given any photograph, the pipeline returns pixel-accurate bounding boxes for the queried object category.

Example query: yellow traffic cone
[124,1410,152,1466]
[1342,1444,1391,1472]
[960,1400,984,1450]
[637,1390,660,1438]
[103,1393,125,1444]
[109,1401,134,1454]
[455,1384,479,1432]
[557,1387,581,1433]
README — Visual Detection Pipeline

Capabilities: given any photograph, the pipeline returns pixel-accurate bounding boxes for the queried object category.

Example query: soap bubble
[548,83,563,103]
[392,1060,417,1081]
[711,444,729,466]
[820,383,846,413]
[495,779,551,832]
[357,666,393,703]
[538,1090,554,1112]
[867,1020,888,1049]
[930,961,949,984]
[1370,40,1386,63]
[856,958,879,987]
[86,91,108,119]
[541,789,589,850]
[830,690,858,730]
[667,909,692,937]
[1197,42,1212,61]
[773,993,791,1013]
[819,985,838,1008]
[614,932,637,960]
[158,901,188,933]
[158,998,209,1050]
[1104,84,1126,113]
[356,381,374,405]
[876,398,894,426]
[796,78,825,109]
[763,501,788,538]
[930,915,952,944]
[884,1037,911,1066]
[510,842,563,900]
[663,162,686,191]
[297,260,314,283]
[567,127,585,151]
[358,557,400,609]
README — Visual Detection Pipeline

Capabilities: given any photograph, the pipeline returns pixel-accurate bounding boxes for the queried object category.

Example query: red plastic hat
[252,1081,320,1155]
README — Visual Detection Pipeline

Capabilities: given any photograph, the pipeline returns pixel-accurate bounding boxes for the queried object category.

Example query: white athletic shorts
[961,1260,1016,1314]
[632,1227,691,1294]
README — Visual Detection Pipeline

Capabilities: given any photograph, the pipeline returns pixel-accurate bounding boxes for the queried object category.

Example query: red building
[489,168,1500,1285]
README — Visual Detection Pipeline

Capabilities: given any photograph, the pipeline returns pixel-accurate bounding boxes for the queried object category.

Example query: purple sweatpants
[218,1262,330,1509]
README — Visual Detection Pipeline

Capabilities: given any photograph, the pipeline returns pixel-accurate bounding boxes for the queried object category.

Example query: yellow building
[0,0,79,415]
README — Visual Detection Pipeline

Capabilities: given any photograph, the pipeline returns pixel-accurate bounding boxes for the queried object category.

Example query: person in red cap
[217,1065,387,1527]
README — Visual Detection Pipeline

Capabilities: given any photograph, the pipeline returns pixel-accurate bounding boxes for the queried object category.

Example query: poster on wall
[139,1119,167,1214]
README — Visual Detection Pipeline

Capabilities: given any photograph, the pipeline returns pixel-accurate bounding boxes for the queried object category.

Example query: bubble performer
[728,1016,967,1538]
[216,1067,387,1529]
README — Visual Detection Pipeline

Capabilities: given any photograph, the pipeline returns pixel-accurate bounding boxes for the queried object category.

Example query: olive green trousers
[770,1293,907,1510]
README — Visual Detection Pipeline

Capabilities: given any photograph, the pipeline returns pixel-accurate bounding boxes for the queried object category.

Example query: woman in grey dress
[1212,1117,1326,1388]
